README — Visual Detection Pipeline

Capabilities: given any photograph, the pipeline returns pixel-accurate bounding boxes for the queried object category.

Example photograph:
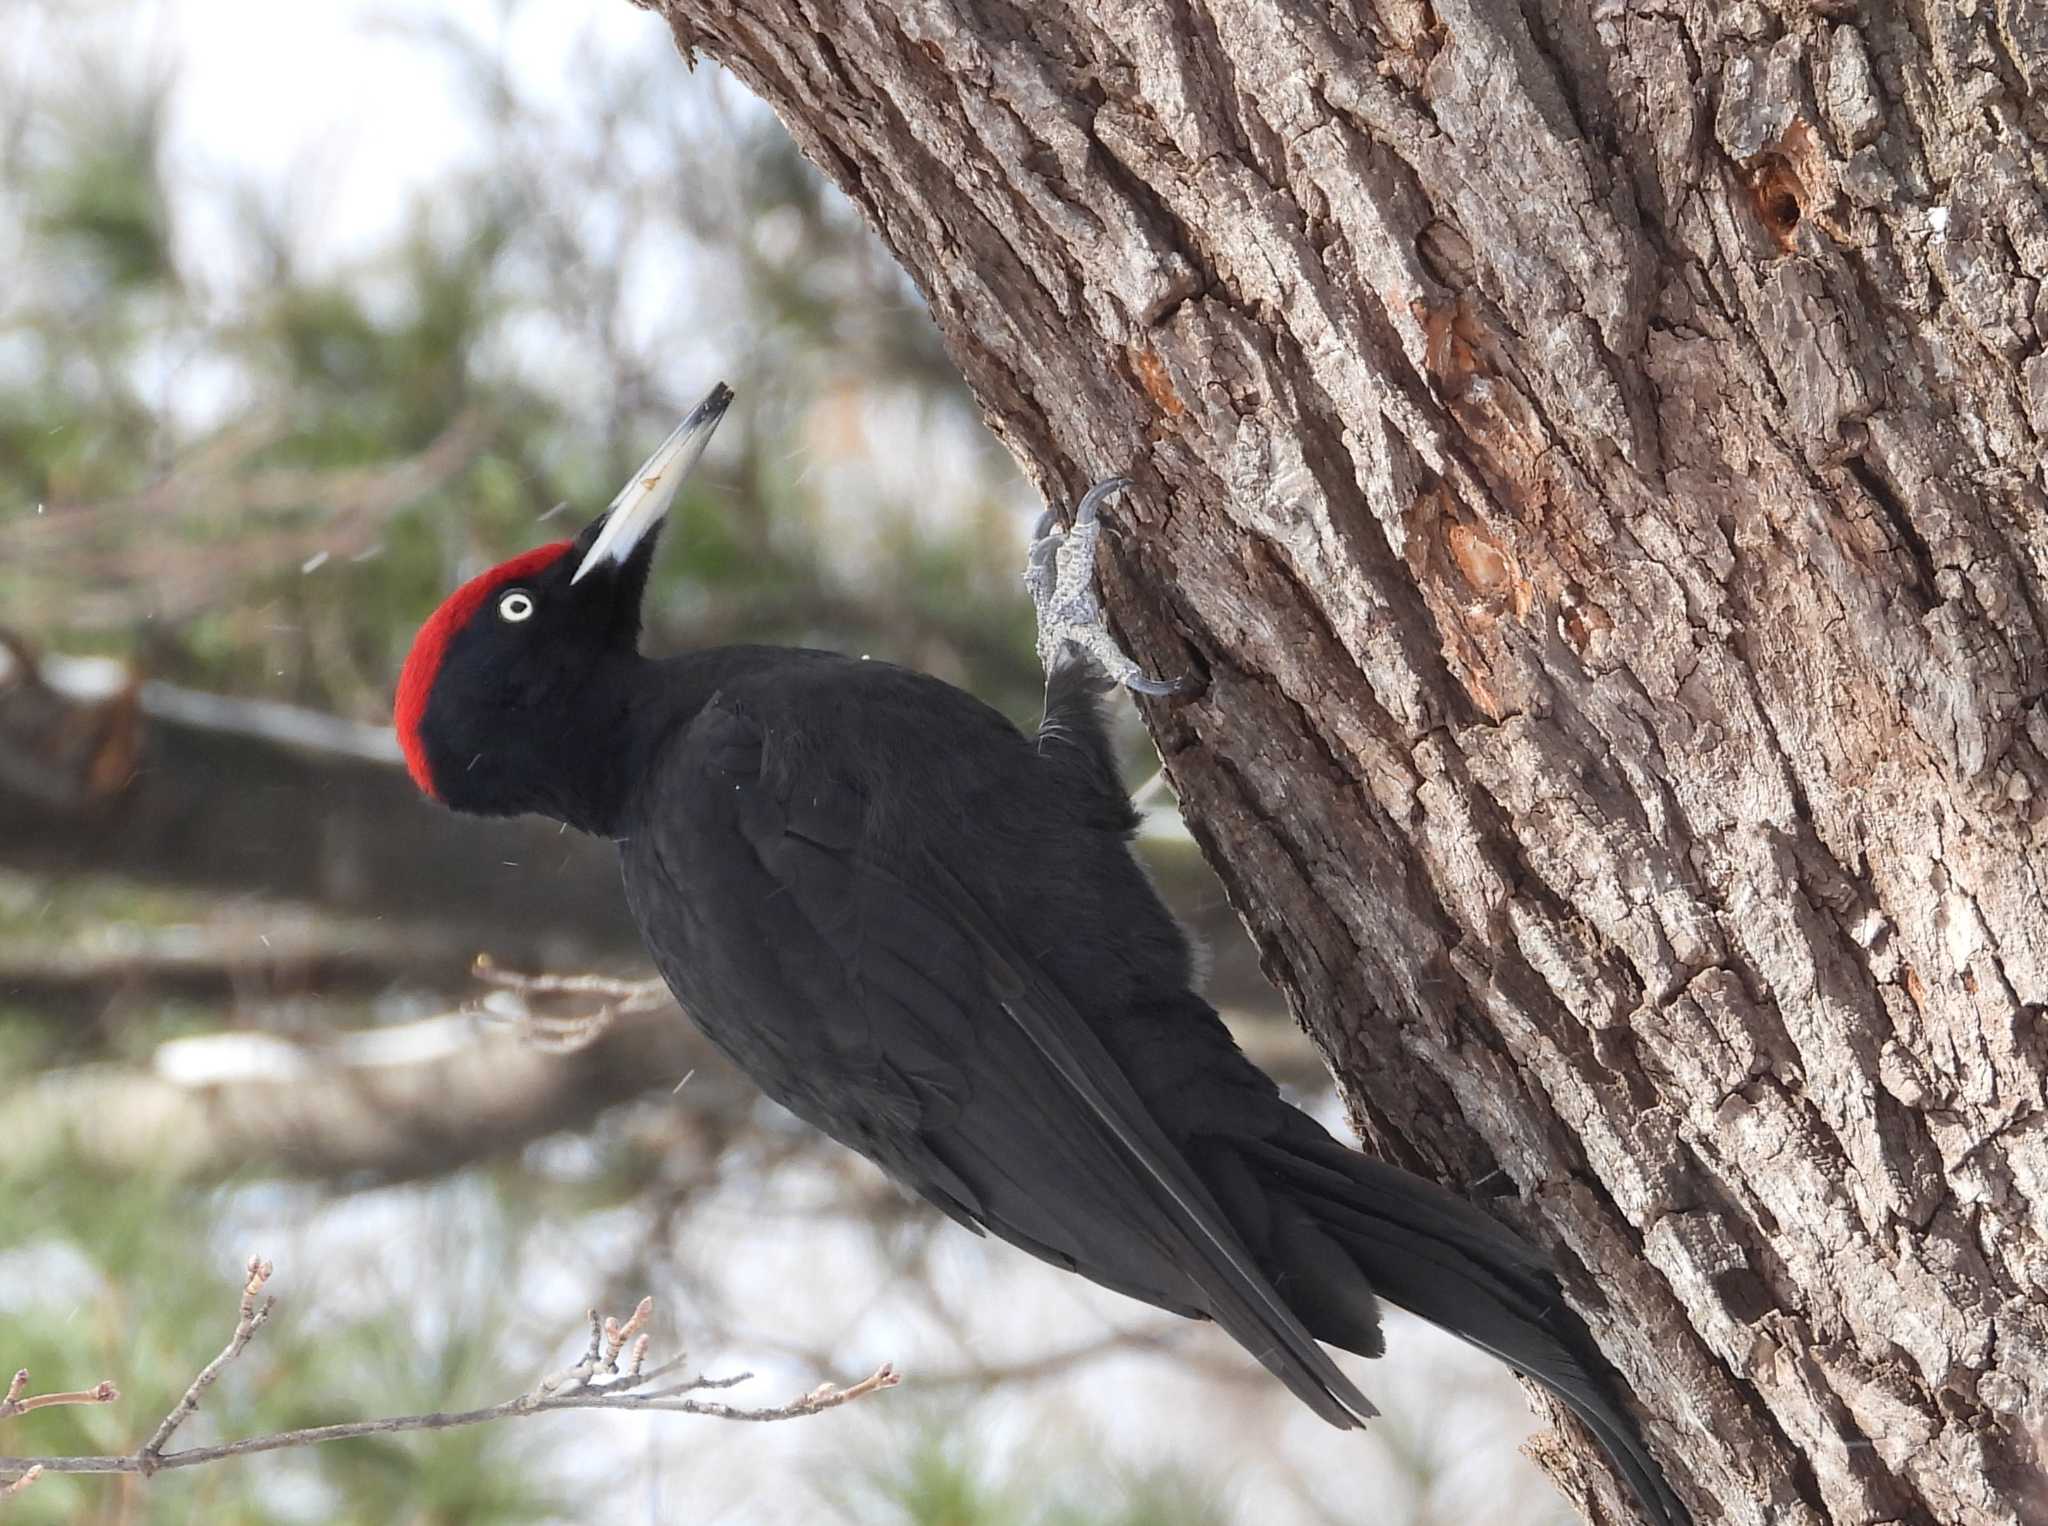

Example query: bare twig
[603,1297,655,1373]
[0,1371,119,1421]
[137,1256,275,1473]
[0,1261,897,1489]
[0,1367,119,1508]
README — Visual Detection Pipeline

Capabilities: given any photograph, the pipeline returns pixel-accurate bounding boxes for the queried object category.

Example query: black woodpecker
[396,383,1688,1526]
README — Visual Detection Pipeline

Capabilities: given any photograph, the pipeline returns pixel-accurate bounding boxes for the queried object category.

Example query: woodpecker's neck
[538,650,733,838]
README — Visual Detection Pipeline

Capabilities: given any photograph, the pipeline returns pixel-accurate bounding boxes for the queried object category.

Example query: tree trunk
[640,4,2048,1521]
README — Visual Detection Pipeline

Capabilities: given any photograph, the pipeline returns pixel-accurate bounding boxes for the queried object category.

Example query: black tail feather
[1228,1124,1690,1526]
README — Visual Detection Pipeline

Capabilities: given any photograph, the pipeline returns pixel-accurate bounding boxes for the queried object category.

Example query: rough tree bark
[639,4,2047,1523]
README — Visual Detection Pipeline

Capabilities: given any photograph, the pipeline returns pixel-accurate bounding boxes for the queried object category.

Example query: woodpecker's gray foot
[1025,478,1182,697]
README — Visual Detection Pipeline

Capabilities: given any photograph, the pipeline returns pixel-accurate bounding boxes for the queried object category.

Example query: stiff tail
[1213,1122,1689,1526]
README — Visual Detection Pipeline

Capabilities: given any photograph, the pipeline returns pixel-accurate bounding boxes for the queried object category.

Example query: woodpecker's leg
[1024,478,1181,697]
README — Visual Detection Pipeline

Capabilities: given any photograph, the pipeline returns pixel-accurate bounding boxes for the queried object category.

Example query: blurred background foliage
[1,0,1028,717]
[0,3,1563,1523]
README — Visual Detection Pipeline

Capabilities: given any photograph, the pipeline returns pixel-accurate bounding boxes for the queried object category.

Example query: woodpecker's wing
[625,696,1376,1428]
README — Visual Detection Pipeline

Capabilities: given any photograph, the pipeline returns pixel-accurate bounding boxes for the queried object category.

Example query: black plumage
[396,391,1687,1526]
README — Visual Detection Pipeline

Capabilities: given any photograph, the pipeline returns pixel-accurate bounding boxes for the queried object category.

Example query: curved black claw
[1073,475,1134,528]
[1023,478,1183,697]
[1122,670,1187,698]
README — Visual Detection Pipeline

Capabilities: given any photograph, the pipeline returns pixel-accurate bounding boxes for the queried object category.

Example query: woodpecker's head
[395,382,731,817]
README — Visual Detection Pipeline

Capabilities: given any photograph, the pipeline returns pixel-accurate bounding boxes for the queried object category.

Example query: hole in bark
[1747,155,1807,248]
[1712,1267,1776,1325]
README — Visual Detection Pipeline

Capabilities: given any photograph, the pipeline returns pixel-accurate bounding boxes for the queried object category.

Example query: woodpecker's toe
[1024,479,1182,696]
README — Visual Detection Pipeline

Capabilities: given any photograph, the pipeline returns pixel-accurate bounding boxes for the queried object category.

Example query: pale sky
[155,1,673,277]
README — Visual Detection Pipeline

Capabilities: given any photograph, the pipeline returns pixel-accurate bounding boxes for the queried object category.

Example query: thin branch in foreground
[0,1371,119,1421]
[137,1255,275,1473]
[0,1368,120,1507]
[0,1257,898,1490]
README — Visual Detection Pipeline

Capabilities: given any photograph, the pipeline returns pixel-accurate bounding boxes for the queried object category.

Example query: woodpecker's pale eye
[498,590,536,623]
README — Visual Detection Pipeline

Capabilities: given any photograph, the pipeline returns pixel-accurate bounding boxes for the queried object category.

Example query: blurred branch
[0,639,640,957]
[738,1310,1274,1403]
[8,416,288,548]
[5,412,491,623]
[915,1329,1181,1391]
[723,1324,1202,1400]
[0,1260,897,1489]
[471,957,669,1053]
[1,916,473,1032]
[7,977,745,1186]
